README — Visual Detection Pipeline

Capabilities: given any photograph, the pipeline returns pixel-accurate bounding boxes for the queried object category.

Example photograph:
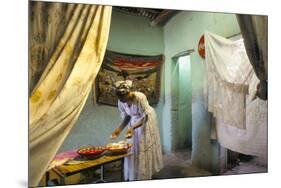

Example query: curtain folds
[236,15,268,100]
[29,2,76,94]
[29,2,112,186]
[205,32,253,130]
[205,32,267,159]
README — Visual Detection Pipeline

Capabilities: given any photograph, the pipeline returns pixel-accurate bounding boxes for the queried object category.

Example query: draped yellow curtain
[29,2,112,186]
[29,2,76,94]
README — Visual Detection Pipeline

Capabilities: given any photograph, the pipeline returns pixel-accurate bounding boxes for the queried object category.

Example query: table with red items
[45,152,132,186]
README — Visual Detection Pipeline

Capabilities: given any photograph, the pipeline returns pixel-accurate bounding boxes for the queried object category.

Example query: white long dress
[118,91,163,181]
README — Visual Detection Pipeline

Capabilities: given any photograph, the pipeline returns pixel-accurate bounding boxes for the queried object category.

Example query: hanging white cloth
[204,32,267,159]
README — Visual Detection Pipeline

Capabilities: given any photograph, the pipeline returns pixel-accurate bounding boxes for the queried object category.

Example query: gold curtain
[29,1,112,186]
[29,2,76,94]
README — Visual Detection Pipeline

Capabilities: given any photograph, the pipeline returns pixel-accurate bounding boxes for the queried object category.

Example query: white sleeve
[118,100,127,119]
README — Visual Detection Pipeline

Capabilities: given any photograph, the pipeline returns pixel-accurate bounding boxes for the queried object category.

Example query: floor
[222,155,267,176]
[80,150,267,185]
[152,150,212,179]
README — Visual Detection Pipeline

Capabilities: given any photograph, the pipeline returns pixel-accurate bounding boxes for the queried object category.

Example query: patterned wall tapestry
[95,51,164,106]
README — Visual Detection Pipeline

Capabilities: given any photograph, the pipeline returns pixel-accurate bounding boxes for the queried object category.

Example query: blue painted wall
[163,11,240,172]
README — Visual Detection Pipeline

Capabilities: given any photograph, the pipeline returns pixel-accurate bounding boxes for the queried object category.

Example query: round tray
[77,146,106,159]
[107,148,129,155]
[106,144,132,155]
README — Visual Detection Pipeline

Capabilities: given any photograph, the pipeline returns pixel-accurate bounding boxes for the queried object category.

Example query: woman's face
[116,90,130,102]
[117,92,130,103]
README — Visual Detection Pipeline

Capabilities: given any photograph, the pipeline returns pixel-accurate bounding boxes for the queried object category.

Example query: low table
[45,153,132,186]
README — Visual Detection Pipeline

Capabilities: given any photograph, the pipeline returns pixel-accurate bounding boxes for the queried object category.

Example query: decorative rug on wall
[94,50,164,106]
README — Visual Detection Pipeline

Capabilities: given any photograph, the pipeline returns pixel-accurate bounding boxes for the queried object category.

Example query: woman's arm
[131,114,148,130]
[125,115,147,138]
[118,115,131,131]
[111,115,131,139]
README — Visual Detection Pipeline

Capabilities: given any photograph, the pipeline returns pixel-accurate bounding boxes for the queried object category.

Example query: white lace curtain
[205,32,267,159]
[29,2,112,186]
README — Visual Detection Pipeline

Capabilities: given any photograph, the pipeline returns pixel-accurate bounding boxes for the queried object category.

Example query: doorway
[152,54,196,179]
[171,54,192,151]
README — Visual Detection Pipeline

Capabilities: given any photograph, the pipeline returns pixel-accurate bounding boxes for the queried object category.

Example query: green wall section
[163,11,240,173]
[107,9,164,55]
[59,90,123,152]
[191,54,221,173]
[178,56,192,148]
[169,56,192,151]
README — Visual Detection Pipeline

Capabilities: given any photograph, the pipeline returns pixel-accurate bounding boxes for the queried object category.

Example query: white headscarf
[114,80,133,95]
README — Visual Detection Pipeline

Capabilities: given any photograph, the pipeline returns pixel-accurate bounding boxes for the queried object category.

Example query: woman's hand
[111,127,121,140]
[125,127,134,139]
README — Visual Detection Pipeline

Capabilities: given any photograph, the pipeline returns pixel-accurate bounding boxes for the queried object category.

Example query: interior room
[28,1,268,187]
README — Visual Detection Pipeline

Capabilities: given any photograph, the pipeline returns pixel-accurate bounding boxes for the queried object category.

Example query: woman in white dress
[111,80,163,181]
